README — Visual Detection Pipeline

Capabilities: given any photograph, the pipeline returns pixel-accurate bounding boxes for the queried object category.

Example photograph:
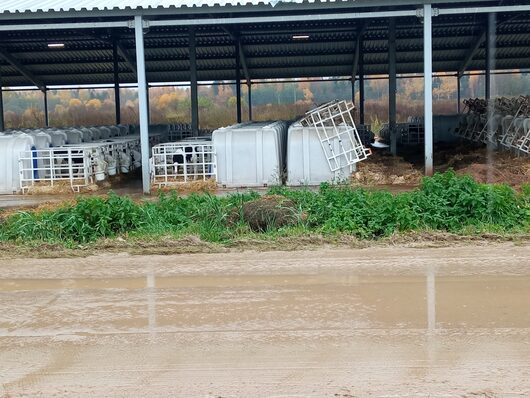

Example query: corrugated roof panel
[0,0,343,15]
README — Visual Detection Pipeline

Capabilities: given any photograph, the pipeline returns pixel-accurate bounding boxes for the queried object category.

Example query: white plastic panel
[212,121,287,187]
[287,124,355,186]
[0,134,35,194]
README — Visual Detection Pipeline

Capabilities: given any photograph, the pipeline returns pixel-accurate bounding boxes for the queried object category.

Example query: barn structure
[0,0,529,193]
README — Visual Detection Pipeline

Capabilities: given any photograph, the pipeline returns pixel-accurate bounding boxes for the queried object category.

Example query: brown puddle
[1,271,529,333]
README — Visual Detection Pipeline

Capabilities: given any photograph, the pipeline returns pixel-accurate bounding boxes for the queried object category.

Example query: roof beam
[457,29,486,78]
[236,35,251,84]
[456,12,521,78]
[0,47,45,91]
[87,32,137,76]
[116,41,137,76]
[221,27,251,83]
[352,23,368,82]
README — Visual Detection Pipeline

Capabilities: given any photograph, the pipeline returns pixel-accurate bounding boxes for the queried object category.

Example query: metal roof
[0,0,495,18]
[0,0,309,14]
[0,1,529,87]
[0,0,486,14]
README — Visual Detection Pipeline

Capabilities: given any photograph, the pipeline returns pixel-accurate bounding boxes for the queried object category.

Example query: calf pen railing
[18,138,143,194]
[19,147,93,193]
[151,141,216,188]
[454,96,530,155]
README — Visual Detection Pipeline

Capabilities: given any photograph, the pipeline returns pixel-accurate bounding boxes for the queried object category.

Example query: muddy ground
[436,145,530,185]
[352,145,530,187]
[1,244,529,397]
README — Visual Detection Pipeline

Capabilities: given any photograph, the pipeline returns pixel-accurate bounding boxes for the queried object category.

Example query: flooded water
[0,244,529,397]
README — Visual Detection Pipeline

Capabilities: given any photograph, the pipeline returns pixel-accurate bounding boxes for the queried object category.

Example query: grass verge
[0,171,529,258]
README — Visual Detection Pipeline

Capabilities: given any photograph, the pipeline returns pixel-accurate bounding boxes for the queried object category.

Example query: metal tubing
[43,88,49,127]
[438,5,530,16]
[112,37,121,125]
[133,15,151,194]
[424,4,434,176]
[389,18,397,156]
[235,36,242,124]
[189,28,199,136]
[0,21,129,32]
[149,9,418,28]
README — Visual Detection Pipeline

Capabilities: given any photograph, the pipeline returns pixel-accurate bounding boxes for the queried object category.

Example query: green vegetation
[0,172,529,247]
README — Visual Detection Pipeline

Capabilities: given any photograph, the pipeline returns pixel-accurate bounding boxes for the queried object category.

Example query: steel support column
[485,12,496,172]
[235,36,242,124]
[424,4,434,176]
[189,28,199,136]
[248,82,252,121]
[112,37,121,125]
[485,13,496,102]
[388,18,397,156]
[359,56,365,125]
[43,88,49,127]
[133,15,151,194]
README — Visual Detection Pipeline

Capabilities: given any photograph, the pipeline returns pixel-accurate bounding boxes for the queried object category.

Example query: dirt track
[1,244,529,397]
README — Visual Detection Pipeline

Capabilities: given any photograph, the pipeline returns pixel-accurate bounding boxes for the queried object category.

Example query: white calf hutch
[287,124,357,186]
[212,121,288,187]
[0,106,375,194]
[0,134,35,194]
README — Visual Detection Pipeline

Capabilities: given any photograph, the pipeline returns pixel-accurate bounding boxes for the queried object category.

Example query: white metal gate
[299,100,370,172]
[19,147,93,193]
[151,140,216,187]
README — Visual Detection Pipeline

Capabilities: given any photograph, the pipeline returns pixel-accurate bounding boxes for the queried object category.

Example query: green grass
[0,171,529,248]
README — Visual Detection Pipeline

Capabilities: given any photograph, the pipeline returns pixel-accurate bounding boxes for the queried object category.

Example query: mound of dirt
[441,148,530,185]
[352,152,423,185]
[241,195,300,232]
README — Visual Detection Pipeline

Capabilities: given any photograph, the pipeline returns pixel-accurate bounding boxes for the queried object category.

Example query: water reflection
[147,270,157,338]
[427,265,436,332]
